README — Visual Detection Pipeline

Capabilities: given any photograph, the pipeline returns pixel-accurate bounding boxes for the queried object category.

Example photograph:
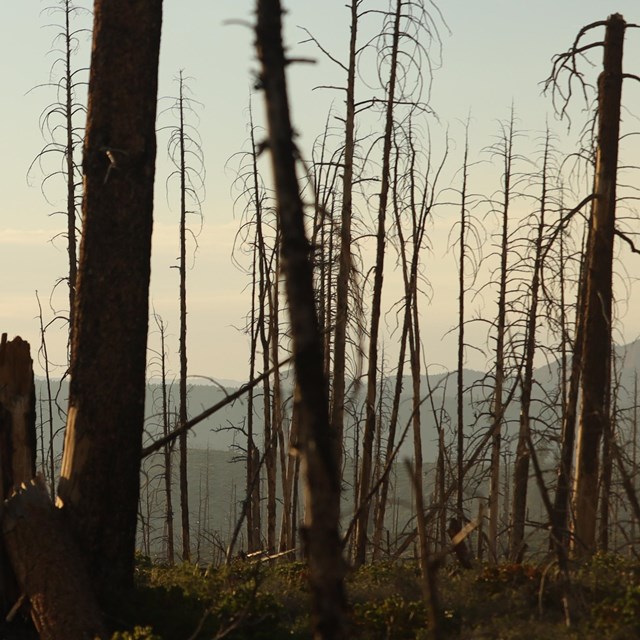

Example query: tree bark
[509,131,549,560]
[456,126,470,518]
[0,335,37,614]
[255,2,347,636]
[550,226,588,551]
[3,480,106,640]
[488,111,516,563]
[57,0,162,601]
[572,13,624,556]
[355,0,402,567]
[177,71,191,563]
[330,0,359,474]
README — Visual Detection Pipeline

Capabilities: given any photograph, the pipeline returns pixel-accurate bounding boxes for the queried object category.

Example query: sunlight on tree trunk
[57,0,162,602]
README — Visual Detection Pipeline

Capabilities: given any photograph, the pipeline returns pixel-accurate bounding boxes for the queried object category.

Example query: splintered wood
[0,335,106,639]
[0,334,36,492]
[3,479,106,639]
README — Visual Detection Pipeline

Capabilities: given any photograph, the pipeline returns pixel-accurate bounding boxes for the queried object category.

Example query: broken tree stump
[447,518,474,569]
[0,335,106,639]
[0,334,37,615]
[0,334,36,496]
[3,478,106,640]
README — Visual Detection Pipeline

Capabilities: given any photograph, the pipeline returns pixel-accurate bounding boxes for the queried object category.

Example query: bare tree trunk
[57,0,162,601]
[406,461,441,640]
[63,0,78,346]
[488,111,516,564]
[246,109,266,553]
[246,241,262,553]
[177,72,191,562]
[256,2,347,636]
[156,317,175,564]
[573,13,624,556]
[279,398,300,552]
[456,126,470,519]
[371,312,409,559]
[355,0,402,567]
[266,262,281,553]
[36,294,56,500]
[551,227,588,551]
[509,131,550,560]
[632,372,638,552]
[331,0,359,473]
[599,363,620,550]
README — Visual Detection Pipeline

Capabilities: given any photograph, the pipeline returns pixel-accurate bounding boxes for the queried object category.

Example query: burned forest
[2,1,640,638]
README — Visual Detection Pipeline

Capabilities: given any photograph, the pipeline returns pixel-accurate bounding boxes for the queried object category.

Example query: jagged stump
[0,334,106,639]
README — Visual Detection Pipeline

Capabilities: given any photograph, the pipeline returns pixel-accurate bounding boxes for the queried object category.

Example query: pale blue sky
[1,1,639,381]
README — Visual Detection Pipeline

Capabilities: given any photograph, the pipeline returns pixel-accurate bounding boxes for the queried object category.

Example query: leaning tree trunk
[57,0,162,603]
[255,1,347,637]
[573,13,624,556]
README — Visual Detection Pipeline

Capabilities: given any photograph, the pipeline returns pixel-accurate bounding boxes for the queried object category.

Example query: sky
[1,1,640,384]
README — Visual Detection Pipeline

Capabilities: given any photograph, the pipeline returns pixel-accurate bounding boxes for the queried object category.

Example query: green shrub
[111,627,161,640]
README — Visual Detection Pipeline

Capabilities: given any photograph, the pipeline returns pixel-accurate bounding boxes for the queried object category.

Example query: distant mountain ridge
[34,339,640,463]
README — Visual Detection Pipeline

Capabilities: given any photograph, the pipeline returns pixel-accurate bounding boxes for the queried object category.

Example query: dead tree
[451,120,483,521]
[255,1,347,636]
[486,110,519,563]
[509,130,553,560]
[0,335,106,639]
[354,0,402,568]
[164,70,205,562]
[329,0,360,472]
[29,0,90,350]
[573,13,625,556]
[546,14,627,555]
[57,0,162,602]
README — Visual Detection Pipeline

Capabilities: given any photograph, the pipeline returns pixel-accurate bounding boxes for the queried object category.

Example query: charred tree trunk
[177,72,191,563]
[509,132,549,560]
[57,0,162,601]
[371,312,409,560]
[456,127,470,519]
[247,241,260,553]
[573,13,624,556]
[157,318,175,564]
[256,2,347,636]
[355,0,402,567]
[0,335,36,611]
[331,0,359,473]
[598,389,615,551]
[0,337,106,639]
[4,480,106,640]
[63,0,79,345]
[488,112,516,563]
[551,227,588,551]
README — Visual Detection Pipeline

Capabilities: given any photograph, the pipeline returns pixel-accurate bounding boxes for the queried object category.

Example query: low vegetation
[108,553,640,639]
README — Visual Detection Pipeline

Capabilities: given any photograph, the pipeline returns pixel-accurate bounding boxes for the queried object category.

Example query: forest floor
[107,552,640,639]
